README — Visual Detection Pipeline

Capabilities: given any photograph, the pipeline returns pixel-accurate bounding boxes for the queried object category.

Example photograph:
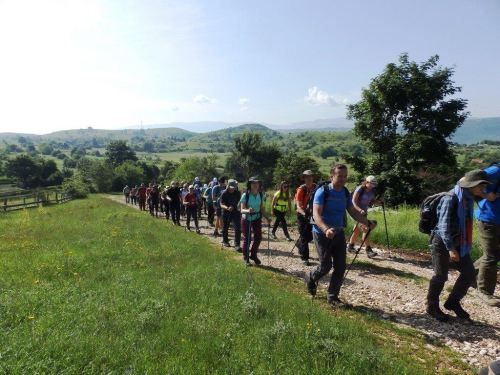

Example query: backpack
[490,162,500,194]
[237,190,263,212]
[304,181,350,227]
[418,192,457,235]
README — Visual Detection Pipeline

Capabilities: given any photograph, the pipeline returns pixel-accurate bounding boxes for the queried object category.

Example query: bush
[62,174,90,199]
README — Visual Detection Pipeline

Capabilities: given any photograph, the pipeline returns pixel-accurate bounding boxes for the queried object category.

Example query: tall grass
[0,197,471,374]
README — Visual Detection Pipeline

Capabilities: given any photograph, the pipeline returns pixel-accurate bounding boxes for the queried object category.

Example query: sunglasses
[283,186,288,188]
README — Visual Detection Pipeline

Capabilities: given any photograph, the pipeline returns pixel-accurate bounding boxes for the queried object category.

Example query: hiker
[295,170,316,266]
[240,177,271,266]
[149,184,160,217]
[305,164,377,307]
[426,170,491,322]
[220,179,242,252]
[183,185,201,233]
[201,183,208,215]
[473,163,500,307]
[271,181,293,241]
[167,181,181,225]
[347,175,383,258]
[134,185,140,206]
[123,185,131,204]
[194,185,203,220]
[130,186,137,205]
[204,184,215,226]
[192,177,202,189]
[138,183,147,211]
[161,186,170,220]
[212,177,227,237]
[180,183,188,218]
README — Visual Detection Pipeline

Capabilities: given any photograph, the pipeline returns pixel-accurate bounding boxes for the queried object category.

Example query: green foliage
[273,152,322,189]
[105,140,137,167]
[5,154,42,188]
[61,174,90,198]
[77,158,115,193]
[113,161,146,190]
[38,143,53,155]
[160,160,179,182]
[174,155,218,183]
[346,53,469,206]
[226,132,282,187]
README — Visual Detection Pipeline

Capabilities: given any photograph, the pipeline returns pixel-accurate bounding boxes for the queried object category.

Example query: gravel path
[109,196,500,370]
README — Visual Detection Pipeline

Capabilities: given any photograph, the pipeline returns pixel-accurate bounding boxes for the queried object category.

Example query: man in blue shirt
[426,170,490,321]
[474,163,500,307]
[305,164,376,307]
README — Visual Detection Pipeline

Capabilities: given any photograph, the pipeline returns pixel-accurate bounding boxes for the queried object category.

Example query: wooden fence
[1,191,73,213]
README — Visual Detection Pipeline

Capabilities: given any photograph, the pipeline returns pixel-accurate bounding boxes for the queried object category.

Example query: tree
[174,155,218,183]
[161,160,179,182]
[105,140,137,166]
[38,143,54,155]
[5,154,41,188]
[346,53,469,205]
[273,152,322,189]
[62,174,90,199]
[112,161,146,190]
[18,136,27,144]
[225,132,282,187]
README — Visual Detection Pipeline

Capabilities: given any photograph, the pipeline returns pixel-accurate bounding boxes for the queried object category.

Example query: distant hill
[451,117,500,144]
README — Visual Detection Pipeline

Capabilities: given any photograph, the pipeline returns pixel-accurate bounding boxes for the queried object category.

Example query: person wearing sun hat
[426,169,491,322]
[347,175,384,258]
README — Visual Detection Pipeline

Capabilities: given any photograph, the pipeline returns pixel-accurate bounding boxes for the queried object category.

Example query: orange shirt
[295,184,316,211]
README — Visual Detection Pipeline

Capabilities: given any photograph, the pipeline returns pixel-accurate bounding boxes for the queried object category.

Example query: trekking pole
[342,226,373,286]
[246,215,253,267]
[381,201,392,258]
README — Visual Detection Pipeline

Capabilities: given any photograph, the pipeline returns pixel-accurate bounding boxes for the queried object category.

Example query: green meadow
[0,196,472,374]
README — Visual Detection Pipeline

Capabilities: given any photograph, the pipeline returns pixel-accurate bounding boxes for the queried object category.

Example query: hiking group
[122,162,500,318]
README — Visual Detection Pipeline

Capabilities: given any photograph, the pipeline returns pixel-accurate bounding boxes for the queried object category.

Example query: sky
[0,0,499,134]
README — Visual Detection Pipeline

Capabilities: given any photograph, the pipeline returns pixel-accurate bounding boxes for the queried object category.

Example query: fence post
[2,199,6,212]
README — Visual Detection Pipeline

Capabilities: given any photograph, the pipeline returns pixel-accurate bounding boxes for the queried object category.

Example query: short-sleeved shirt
[240,192,262,220]
[354,186,374,212]
[205,187,213,203]
[184,192,198,207]
[475,164,500,224]
[312,184,352,234]
[167,187,181,202]
[212,185,226,204]
[220,189,242,210]
[138,187,147,199]
[295,184,316,211]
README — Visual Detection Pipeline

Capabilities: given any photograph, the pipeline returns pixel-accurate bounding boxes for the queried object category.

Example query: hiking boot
[176,222,181,226]
[474,289,500,307]
[444,299,470,320]
[244,258,250,267]
[234,246,243,253]
[327,296,352,309]
[196,229,201,234]
[366,246,378,259]
[222,241,231,247]
[186,227,191,231]
[347,243,356,254]
[305,272,317,296]
[271,233,277,239]
[301,259,311,266]
[250,255,261,265]
[286,236,293,242]
[213,230,219,237]
[426,303,449,322]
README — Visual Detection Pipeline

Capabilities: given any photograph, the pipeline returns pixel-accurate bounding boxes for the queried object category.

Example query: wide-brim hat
[301,170,316,178]
[457,170,492,188]
[228,179,238,188]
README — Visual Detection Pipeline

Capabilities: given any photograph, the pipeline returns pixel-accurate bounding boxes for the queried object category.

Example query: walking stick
[246,215,253,267]
[382,201,392,258]
[342,225,373,286]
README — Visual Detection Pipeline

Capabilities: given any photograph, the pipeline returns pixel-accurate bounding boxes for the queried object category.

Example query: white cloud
[241,107,249,111]
[238,98,249,104]
[226,111,234,115]
[194,94,217,104]
[304,86,342,107]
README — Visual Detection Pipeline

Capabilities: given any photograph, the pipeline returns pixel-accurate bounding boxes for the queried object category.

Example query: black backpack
[304,181,350,227]
[418,192,457,234]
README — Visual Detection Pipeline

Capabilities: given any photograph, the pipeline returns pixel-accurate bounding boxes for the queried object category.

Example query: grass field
[0,196,472,374]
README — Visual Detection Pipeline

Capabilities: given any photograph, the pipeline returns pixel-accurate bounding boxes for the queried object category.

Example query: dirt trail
[108,195,500,369]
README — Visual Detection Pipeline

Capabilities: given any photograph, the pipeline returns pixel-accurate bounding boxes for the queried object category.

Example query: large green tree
[346,53,469,205]
[5,155,42,188]
[174,155,218,183]
[273,152,322,190]
[225,132,282,187]
[105,140,137,167]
